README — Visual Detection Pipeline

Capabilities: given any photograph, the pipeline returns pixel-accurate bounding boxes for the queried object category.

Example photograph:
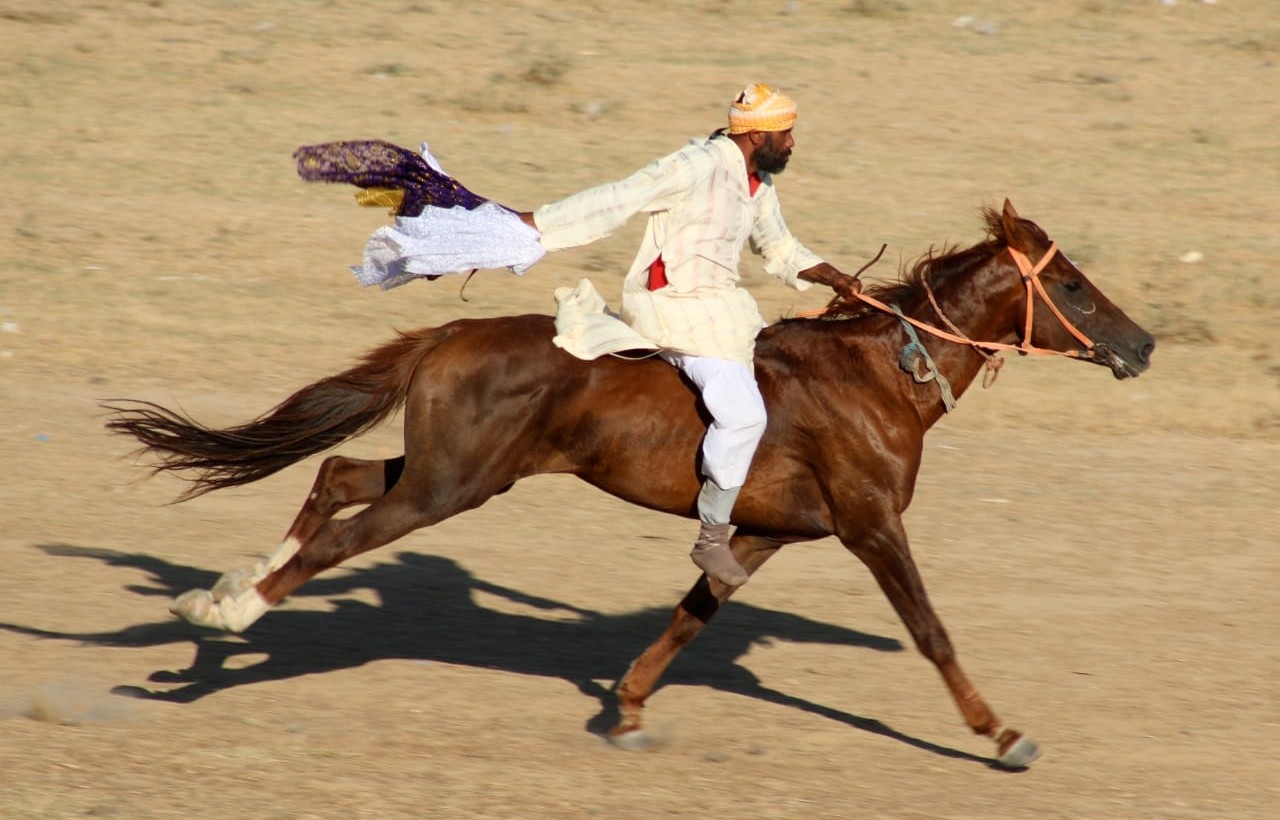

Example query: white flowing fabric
[351,144,545,290]
[353,201,545,290]
[552,278,659,360]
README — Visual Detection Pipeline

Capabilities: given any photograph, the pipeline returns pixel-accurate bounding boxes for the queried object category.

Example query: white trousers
[663,352,767,490]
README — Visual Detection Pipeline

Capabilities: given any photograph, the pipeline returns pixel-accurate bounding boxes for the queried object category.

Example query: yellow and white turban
[727,84,798,134]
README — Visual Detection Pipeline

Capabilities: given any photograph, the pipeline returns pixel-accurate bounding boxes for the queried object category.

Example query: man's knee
[725,408,767,436]
[703,378,765,430]
[714,393,767,433]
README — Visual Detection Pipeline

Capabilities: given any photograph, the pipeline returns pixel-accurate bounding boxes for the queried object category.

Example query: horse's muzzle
[1087,340,1154,380]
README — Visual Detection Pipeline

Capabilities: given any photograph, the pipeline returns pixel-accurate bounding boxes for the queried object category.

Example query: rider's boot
[690,480,749,586]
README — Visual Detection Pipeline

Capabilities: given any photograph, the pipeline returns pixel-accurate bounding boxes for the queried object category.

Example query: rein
[813,242,1099,396]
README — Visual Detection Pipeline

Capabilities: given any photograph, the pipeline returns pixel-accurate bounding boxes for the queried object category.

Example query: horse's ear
[1000,199,1025,251]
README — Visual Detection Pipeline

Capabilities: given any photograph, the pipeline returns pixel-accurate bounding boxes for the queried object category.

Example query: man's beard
[755,140,791,174]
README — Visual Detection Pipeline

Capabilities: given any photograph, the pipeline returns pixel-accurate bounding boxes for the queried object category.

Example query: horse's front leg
[841,515,1041,769]
[610,530,790,750]
[170,455,403,631]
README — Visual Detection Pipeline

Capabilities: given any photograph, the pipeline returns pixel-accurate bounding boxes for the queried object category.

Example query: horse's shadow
[3,543,992,765]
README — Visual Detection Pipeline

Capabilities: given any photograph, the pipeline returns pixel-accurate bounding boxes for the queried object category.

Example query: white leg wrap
[171,537,298,632]
[263,536,303,573]
[171,586,271,632]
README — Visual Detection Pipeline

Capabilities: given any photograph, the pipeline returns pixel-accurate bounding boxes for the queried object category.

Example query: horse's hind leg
[172,479,464,632]
[171,455,406,629]
[609,530,789,750]
[283,455,405,545]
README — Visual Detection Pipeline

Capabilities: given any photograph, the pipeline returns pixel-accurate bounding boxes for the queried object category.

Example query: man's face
[754,129,794,174]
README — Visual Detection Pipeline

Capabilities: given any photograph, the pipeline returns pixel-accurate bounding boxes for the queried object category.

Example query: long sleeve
[749,182,822,290]
[532,149,699,252]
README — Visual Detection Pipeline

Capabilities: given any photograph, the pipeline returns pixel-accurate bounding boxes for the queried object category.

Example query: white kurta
[535,136,823,364]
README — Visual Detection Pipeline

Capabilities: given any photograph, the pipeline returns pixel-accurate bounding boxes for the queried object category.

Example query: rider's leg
[691,479,748,586]
[664,353,766,586]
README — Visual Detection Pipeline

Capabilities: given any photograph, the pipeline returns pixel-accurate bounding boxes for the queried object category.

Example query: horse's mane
[793,206,1048,324]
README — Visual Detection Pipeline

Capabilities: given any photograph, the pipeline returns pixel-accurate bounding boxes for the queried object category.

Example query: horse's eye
[1063,280,1083,293]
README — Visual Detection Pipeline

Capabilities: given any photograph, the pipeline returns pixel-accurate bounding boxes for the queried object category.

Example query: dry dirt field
[2,1,1277,818]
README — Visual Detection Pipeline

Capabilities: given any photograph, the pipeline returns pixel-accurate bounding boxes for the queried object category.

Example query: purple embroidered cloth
[293,140,491,216]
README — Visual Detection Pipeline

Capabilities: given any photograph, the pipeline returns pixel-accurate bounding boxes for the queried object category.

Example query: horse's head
[997,200,1155,379]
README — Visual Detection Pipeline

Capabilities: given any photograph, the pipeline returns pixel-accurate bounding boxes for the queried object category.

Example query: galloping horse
[105,201,1154,768]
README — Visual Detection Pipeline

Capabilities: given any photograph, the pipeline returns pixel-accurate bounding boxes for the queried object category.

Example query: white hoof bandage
[170,537,300,632]
[171,587,271,632]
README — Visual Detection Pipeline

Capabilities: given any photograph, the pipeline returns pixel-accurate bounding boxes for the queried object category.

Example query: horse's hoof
[995,730,1041,769]
[170,588,215,626]
[211,566,259,600]
[608,728,656,752]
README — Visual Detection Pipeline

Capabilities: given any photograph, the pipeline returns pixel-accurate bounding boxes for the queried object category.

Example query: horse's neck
[895,253,1021,425]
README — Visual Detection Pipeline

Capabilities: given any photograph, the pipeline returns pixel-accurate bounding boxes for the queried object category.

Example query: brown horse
[105,201,1153,768]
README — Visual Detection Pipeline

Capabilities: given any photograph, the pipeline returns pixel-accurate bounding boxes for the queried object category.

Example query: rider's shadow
[3,543,990,765]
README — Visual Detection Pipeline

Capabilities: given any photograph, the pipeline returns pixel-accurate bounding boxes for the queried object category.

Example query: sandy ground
[1,1,1277,818]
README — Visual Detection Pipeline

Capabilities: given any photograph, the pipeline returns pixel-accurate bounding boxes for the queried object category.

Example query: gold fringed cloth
[354,188,406,215]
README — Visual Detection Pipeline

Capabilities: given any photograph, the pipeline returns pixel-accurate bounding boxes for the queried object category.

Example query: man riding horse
[321,84,859,584]
[108,83,1157,765]
[515,84,862,586]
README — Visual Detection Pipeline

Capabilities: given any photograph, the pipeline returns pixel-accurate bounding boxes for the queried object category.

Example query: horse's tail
[103,326,450,502]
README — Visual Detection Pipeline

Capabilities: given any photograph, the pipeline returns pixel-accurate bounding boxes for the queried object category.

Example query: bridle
[821,242,1102,390]
[1006,244,1097,358]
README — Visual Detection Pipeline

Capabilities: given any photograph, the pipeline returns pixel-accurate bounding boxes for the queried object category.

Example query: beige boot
[690,522,749,586]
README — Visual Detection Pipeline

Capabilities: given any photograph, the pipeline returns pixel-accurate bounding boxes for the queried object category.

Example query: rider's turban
[727,84,798,134]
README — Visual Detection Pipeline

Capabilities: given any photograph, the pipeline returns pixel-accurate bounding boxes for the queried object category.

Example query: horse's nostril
[1139,340,1155,365]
